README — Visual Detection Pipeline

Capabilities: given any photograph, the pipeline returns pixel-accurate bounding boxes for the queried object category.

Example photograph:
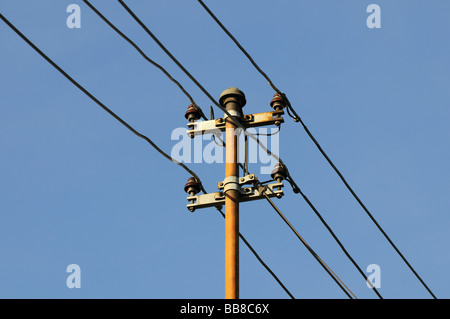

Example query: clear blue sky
[0,0,449,299]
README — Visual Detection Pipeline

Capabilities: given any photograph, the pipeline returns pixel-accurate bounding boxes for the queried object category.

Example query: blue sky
[0,0,449,299]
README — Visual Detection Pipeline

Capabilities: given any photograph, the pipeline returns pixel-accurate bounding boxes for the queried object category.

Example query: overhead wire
[283,176,383,299]
[257,174,382,298]
[83,0,235,158]
[0,13,207,195]
[197,0,282,95]
[259,186,356,299]
[197,0,436,299]
[0,12,293,299]
[82,0,207,121]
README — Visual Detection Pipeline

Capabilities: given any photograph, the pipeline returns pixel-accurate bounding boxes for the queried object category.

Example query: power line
[284,176,383,299]
[290,129,437,299]
[197,0,436,299]
[118,0,219,112]
[82,0,208,121]
[0,13,292,299]
[196,0,281,95]
[83,0,234,153]
[0,13,207,195]
[260,189,356,299]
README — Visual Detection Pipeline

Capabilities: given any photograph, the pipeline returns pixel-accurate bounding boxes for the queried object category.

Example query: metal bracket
[186,178,284,212]
[222,176,241,193]
[241,109,284,128]
[187,110,284,137]
[217,174,256,191]
[187,117,226,138]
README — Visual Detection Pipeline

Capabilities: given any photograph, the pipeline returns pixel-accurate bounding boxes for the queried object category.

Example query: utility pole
[220,88,246,299]
[184,88,286,299]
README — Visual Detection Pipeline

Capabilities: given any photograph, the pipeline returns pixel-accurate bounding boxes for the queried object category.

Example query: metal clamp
[218,174,256,192]
[222,176,241,193]
[186,179,284,212]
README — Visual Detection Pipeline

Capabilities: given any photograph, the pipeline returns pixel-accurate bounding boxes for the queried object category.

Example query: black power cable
[81,0,234,153]
[284,176,383,299]
[260,190,356,299]
[0,13,207,194]
[82,0,207,121]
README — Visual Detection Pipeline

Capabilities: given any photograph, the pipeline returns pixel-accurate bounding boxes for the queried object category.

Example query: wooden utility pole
[220,88,246,299]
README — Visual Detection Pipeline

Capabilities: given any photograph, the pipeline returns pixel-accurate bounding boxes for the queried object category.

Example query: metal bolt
[215,192,225,199]
[188,191,198,207]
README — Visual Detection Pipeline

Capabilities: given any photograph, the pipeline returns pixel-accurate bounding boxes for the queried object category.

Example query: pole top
[219,87,246,108]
